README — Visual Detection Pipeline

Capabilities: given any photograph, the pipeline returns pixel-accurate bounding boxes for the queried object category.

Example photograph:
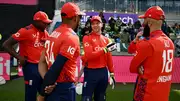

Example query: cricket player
[2,11,52,101]
[82,16,116,101]
[129,6,175,101]
[37,2,85,101]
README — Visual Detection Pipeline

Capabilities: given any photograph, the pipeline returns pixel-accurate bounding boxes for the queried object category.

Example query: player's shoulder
[57,26,76,36]
[101,35,108,39]
[163,36,175,49]
[101,35,111,42]
[24,25,33,30]
[138,37,150,43]
[82,35,90,42]
[22,25,34,31]
[137,39,152,49]
[19,25,34,33]
[62,31,79,43]
[49,29,62,39]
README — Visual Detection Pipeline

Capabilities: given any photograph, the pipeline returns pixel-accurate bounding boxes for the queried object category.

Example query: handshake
[103,42,117,53]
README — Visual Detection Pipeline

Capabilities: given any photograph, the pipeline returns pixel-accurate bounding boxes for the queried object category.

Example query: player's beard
[143,24,150,37]
[74,25,79,33]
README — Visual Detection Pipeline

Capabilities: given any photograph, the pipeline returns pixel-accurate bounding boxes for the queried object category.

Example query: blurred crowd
[77,12,180,57]
[79,13,141,43]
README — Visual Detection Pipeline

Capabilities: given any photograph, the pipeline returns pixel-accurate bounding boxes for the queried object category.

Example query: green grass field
[0,77,180,101]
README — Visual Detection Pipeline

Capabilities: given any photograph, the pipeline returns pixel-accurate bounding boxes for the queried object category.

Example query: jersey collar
[91,31,101,36]
[150,30,163,37]
[31,24,46,33]
[60,24,77,35]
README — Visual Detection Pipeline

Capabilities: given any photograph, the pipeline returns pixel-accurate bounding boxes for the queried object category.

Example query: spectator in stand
[81,23,92,39]
[161,20,169,37]
[127,21,135,41]
[134,20,142,35]
[85,16,92,27]
[99,12,107,33]
[116,16,122,32]
[174,23,180,36]
[108,16,116,32]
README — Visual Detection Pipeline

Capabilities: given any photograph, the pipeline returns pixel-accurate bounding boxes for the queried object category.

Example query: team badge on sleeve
[15,32,20,37]
[84,42,89,47]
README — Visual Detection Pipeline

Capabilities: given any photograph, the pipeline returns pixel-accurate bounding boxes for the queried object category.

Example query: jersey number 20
[162,49,173,73]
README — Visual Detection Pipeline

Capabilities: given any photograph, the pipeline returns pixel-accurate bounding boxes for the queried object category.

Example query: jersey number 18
[162,49,173,73]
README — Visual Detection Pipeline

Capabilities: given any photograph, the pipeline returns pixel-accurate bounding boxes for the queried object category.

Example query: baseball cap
[61,2,85,18]
[91,16,102,23]
[139,6,165,20]
[33,11,52,23]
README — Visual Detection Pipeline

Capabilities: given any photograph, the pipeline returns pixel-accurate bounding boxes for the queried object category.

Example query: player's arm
[75,53,86,85]
[40,39,76,96]
[76,55,86,82]
[129,41,153,73]
[106,38,115,88]
[3,29,28,61]
[128,31,144,54]
[38,50,48,79]
[3,37,20,59]
[128,41,137,54]
[76,66,85,84]
[106,52,116,88]
[81,54,87,68]
[107,52,114,73]
[106,38,114,73]
[39,53,68,96]
[83,36,106,60]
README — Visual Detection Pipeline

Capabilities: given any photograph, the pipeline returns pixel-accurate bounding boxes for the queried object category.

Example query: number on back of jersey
[45,40,55,65]
[162,49,173,73]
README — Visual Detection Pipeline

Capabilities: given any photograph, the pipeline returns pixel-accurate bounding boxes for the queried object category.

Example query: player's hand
[138,66,144,75]
[37,95,45,101]
[133,31,143,43]
[18,56,27,66]
[104,42,117,53]
[75,81,79,86]
[44,84,56,94]
[109,73,116,89]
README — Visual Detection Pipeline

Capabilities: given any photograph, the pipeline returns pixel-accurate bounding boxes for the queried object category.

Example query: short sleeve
[12,28,28,41]
[59,37,78,60]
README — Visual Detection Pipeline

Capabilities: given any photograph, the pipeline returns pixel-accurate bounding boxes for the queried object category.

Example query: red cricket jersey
[128,38,149,54]
[128,41,137,54]
[12,24,48,63]
[83,32,114,73]
[44,24,80,83]
[130,30,175,101]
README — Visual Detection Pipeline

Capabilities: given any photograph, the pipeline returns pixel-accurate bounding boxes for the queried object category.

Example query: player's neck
[32,24,44,32]
[150,26,161,34]
[62,23,74,30]
[92,31,101,35]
